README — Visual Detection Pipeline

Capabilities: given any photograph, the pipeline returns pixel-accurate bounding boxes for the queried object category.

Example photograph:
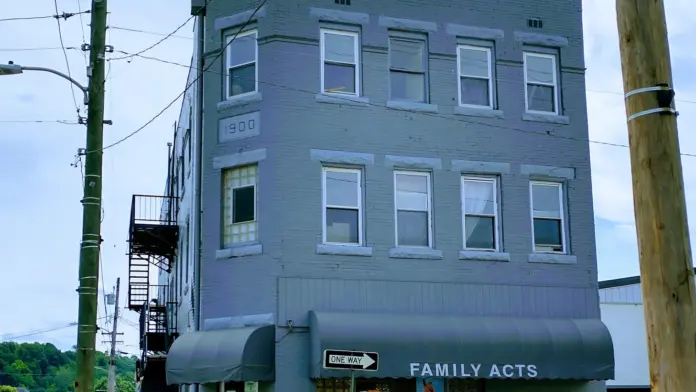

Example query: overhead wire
[97,0,268,152]
[0,10,89,23]
[0,119,78,124]
[107,17,194,61]
[52,0,81,114]
[0,317,108,341]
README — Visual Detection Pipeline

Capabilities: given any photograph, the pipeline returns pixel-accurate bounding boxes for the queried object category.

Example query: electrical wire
[0,119,78,124]
[97,0,268,152]
[104,47,696,158]
[108,17,194,61]
[1,317,108,341]
[110,25,192,41]
[53,0,81,114]
[0,10,88,23]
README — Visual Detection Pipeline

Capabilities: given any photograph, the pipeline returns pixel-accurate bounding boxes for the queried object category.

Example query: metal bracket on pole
[625,84,679,122]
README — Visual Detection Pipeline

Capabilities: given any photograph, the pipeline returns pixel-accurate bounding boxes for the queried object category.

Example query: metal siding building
[126,1,615,391]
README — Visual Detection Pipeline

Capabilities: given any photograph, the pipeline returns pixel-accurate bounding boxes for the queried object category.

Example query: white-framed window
[222,164,258,247]
[320,29,360,95]
[394,171,432,247]
[523,52,559,114]
[322,167,363,245]
[457,45,493,108]
[462,176,499,251]
[225,30,258,99]
[389,36,427,102]
[183,217,190,284]
[530,181,565,253]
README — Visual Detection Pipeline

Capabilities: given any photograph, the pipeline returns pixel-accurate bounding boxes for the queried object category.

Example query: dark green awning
[309,311,614,381]
[166,325,275,385]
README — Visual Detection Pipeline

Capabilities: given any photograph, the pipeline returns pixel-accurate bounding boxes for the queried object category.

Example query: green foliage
[0,342,136,392]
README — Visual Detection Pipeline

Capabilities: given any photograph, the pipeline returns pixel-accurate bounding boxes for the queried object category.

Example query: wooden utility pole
[107,279,121,392]
[615,1,696,390]
[75,0,108,391]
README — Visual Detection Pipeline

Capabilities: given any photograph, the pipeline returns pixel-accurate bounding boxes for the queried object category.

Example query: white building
[599,275,651,392]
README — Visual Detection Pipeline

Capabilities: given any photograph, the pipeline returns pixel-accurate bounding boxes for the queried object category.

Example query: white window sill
[316,244,373,257]
[389,247,443,260]
[528,253,577,264]
[522,112,570,125]
[454,106,504,119]
[216,243,263,260]
[315,93,370,106]
[459,250,510,262]
[217,92,262,111]
[386,100,439,113]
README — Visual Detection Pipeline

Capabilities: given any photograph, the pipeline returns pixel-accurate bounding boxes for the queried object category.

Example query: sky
[0,0,694,351]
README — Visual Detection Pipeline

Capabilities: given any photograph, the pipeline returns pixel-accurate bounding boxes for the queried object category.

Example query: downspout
[193,10,205,333]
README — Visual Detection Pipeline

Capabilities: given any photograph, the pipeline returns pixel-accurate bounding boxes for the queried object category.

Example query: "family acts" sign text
[409,363,538,379]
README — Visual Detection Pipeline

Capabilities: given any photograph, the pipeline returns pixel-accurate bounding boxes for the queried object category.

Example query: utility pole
[615,1,696,391]
[75,0,108,391]
[107,279,120,392]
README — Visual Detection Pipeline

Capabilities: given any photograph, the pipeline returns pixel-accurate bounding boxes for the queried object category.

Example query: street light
[0,61,89,104]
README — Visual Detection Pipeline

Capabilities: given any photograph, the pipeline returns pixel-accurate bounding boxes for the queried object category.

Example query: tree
[0,386,17,392]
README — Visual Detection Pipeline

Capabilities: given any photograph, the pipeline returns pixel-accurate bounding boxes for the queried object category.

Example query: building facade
[599,276,655,391]
[127,0,615,391]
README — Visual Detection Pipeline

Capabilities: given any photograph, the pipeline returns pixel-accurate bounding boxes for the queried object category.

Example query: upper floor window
[222,164,258,246]
[394,171,432,248]
[321,29,360,95]
[462,177,499,251]
[530,181,565,253]
[226,30,258,99]
[322,167,362,245]
[389,36,427,102]
[457,45,493,108]
[523,52,558,114]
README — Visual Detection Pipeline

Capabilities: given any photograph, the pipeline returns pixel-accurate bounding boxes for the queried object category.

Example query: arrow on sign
[328,353,375,369]
[322,349,379,371]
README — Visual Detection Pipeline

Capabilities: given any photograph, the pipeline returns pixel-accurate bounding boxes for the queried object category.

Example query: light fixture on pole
[0,61,89,104]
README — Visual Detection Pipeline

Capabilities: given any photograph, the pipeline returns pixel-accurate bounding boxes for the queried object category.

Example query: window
[222,165,258,246]
[447,379,486,392]
[389,37,427,102]
[394,171,432,247]
[179,155,185,196]
[321,29,359,95]
[457,45,493,108]
[462,177,498,251]
[322,168,362,245]
[220,381,244,392]
[225,30,257,99]
[524,52,558,114]
[183,218,189,284]
[530,181,565,253]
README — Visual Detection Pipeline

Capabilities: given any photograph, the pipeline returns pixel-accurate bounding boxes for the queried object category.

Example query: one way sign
[323,349,379,371]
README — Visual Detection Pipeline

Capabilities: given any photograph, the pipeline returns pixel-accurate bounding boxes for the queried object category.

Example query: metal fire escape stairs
[127,194,179,371]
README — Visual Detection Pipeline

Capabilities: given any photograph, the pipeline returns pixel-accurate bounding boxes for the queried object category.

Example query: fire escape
[128,194,179,377]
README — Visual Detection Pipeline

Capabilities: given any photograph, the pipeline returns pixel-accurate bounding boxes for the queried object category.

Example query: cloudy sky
[0,0,694,351]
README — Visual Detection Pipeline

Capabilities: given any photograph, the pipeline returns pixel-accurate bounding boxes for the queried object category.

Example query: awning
[166,325,275,385]
[309,311,614,381]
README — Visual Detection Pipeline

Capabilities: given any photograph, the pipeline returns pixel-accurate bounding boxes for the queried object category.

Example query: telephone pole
[616,1,696,390]
[75,0,108,392]
[107,279,120,392]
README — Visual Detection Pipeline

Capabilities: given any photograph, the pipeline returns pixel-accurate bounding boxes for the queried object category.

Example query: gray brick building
[127,0,615,391]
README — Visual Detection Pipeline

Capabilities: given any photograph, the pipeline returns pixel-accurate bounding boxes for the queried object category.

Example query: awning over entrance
[166,325,275,385]
[309,311,614,381]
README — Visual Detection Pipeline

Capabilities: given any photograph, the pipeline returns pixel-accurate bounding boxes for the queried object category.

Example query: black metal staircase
[127,194,179,379]
[127,194,178,311]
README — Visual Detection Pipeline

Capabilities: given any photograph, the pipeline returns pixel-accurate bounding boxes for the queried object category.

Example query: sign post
[323,349,379,372]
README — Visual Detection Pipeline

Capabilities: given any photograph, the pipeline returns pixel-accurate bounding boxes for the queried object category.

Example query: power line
[0,119,78,124]
[1,317,109,341]
[107,48,696,158]
[98,0,267,152]
[53,0,81,114]
[0,10,89,23]
[110,25,192,41]
[108,17,194,61]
